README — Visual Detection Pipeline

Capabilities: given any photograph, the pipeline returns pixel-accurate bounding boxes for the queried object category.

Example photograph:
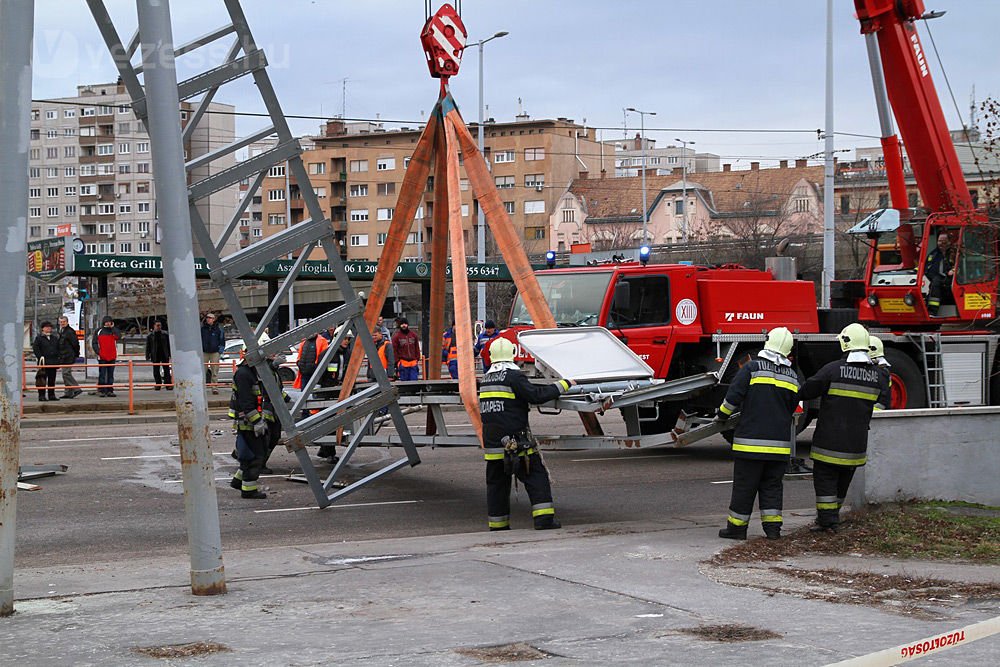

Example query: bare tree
[586,221,644,251]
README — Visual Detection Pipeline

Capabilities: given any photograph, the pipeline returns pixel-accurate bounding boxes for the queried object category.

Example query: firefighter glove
[253,420,269,438]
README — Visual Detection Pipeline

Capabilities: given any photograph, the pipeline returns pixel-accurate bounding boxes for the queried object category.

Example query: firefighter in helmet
[799,323,890,532]
[229,339,285,499]
[479,337,575,531]
[868,335,892,411]
[716,327,801,540]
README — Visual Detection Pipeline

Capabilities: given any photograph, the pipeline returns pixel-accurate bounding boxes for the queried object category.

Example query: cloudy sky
[30,0,1000,167]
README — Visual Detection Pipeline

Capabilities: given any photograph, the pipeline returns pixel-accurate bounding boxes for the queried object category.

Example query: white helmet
[763,327,794,357]
[839,323,870,353]
[869,335,885,360]
[489,337,516,363]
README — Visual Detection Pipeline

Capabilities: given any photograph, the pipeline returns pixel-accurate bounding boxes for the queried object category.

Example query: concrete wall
[849,406,1000,508]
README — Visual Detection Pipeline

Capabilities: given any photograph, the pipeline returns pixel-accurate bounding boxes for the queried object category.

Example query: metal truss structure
[85,0,419,508]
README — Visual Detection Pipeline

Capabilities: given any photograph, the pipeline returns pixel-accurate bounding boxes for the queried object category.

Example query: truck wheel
[883,348,926,409]
[637,402,682,435]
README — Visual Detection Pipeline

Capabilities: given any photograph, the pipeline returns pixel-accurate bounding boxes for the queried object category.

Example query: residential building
[27,81,238,257]
[236,135,316,248]
[606,134,721,177]
[257,115,605,261]
[552,160,824,250]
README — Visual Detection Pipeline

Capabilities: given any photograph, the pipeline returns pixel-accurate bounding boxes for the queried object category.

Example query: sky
[29,0,1000,168]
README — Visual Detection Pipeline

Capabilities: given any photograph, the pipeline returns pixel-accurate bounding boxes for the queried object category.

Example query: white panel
[518,327,653,382]
[941,344,986,406]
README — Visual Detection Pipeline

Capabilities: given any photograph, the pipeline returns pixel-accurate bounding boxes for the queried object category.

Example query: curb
[21,410,231,429]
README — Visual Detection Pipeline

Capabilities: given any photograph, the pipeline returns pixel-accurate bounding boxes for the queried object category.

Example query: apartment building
[605,135,721,177]
[28,81,238,257]
[257,115,605,261]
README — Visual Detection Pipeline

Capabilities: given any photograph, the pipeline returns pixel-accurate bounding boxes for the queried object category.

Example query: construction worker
[799,323,890,532]
[367,327,396,381]
[868,335,892,411]
[328,326,354,385]
[479,337,575,531]
[293,332,329,389]
[716,327,800,541]
[392,317,421,381]
[228,354,270,499]
[925,231,956,316]
[442,320,459,379]
[474,320,500,371]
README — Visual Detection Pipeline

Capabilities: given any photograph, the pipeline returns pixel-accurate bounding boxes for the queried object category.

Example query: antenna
[341,77,349,118]
[970,84,977,130]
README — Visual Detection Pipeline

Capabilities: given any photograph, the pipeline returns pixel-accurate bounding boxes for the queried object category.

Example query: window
[46,110,57,120]
[138,242,150,253]
[524,147,545,161]
[350,209,369,222]
[31,109,39,120]
[118,104,130,115]
[956,227,997,285]
[350,234,369,247]
[46,187,58,197]
[349,159,368,172]
[377,233,388,245]
[64,146,76,158]
[64,166,76,177]
[29,226,41,238]
[504,201,515,214]
[268,165,285,177]
[118,164,131,174]
[267,214,286,226]
[80,126,96,137]
[63,127,76,136]
[308,162,326,175]
[119,203,131,214]
[47,207,59,217]
[403,156,411,169]
[118,143,130,154]
[118,122,130,133]
[29,188,40,198]
[406,231,424,245]
[46,167,58,178]
[562,209,575,223]
[79,165,96,176]
[84,243,97,254]
[136,202,150,213]
[267,189,286,201]
[460,178,469,192]
[64,205,76,216]
[29,148,40,160]
[46,147,58,159]
[97,144,114,156]
[494,150,515,163]
[136,141,149,153]
[376,157,396,171]
[495,175,515,189]
[119,222,132,233]
[315,186,326,198]
[252,228,262,238]
[524,200,545,214]
[461,204,469,217]
[608,275,671,328]
[98,223,114,235]
[525,174,544,188]
[136,162,150,173]
[79,185,95,196]
[136,182,150,194]
[82,107,95,117]
[80,205,96,215]
[524,227,546,240]
[415,206,425,219]
[349,183,369,197]
[29,167,40,178]
[878,193,889,208]
[64,109,76,118]
[30,129,40,140]
[840,195,850,215]
[99,243,114,253]
[675,198,684,215]
[47,128,58,138]
[98,164,115,175]
[377,182,396,196]
[137,221,150,233]
[98,105,114,116]
[29,207,41,218]
[119,242,132,253]
[794,198,810,213]
[377,207,394,221]
[98,204,115,215]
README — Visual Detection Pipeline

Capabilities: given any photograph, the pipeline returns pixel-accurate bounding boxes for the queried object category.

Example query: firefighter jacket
[798,352,890,467]
[259,361,289,424]
[717,355,800,461]
[479,362,570,450]
[926,246,954,279]
[229,363,263,430]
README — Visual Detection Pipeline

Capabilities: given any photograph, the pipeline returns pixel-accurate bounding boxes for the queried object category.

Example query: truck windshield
[510,271,613,327]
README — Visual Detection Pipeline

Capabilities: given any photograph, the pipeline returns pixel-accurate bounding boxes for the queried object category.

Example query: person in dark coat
[479,337,575,531]
[201,313,225,393]
[145,320,172,390]
[32,321,62,401]
[716,327,800,540]
[57,316,82,398]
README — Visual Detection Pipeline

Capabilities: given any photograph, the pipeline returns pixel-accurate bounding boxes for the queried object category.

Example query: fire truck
[501,0,1000,438]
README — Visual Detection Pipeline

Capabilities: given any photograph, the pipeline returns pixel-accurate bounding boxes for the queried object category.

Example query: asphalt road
[14,410,817,568]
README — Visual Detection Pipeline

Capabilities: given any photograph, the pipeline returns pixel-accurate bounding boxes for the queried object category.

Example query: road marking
[254,499,423,514]
[711,480,733,484]
[101,452,231,461]
[569,454,690,462]
[163,475,286,484]
[825,615,1000,666]
[49,435,174,443]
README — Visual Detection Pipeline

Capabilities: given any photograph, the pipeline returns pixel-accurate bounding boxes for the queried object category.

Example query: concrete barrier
[848,406,1000,508]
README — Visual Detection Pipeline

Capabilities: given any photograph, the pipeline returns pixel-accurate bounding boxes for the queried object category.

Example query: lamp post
[626,108,655,245]
[674,138,695,243]
[475,30,509,324]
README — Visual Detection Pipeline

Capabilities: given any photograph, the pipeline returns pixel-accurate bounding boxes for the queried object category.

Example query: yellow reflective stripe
[732,444,791,455]
[816,502,840,510]
[559,379,570,391]
[484,452,505,461]
[749,376,799,392]
[727,516,748,526]
[532,507,555,517]
[811,451,867,466]
[828,388,879,401]
[718,403,733,415]
[479,391,516,400]
[873,405,884,411]
[488,520,509,528]
[761,515,783,523]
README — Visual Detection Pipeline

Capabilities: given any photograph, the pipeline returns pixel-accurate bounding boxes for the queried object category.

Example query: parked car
[219,338,298,383]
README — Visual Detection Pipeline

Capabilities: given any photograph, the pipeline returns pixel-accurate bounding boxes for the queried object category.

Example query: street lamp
[475,30,509,324]
[626,107,656,245]
[674,138,695,244]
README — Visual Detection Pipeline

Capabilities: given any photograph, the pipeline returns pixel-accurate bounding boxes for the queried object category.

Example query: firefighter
[716,327,800,540]
[228,354,270,499]
[259,349,290,475]
[868,335,892,411]
[925,231,955,316]
[479,337,575,531]
[799,323,890,532]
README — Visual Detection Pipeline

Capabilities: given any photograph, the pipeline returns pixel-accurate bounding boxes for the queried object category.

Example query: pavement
[19,388,229,427]
[4,510,998,665]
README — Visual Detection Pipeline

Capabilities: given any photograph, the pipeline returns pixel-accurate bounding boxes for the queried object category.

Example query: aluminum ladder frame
[86,0,419,507]
[910,332,949,408]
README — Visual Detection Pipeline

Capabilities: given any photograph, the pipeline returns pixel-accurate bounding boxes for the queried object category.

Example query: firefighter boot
[241,489,267,499]
[763,524,781,540]
[718,523,748,540]
[534,516,562,530]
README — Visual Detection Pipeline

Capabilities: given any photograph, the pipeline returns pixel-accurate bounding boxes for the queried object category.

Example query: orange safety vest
[399,358,419,368]
[377,342,389,370]
[443,329,457,362]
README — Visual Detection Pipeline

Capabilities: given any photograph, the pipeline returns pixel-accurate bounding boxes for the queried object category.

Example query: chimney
[750,161,760,171]
[722,163,731,172]
[634,133,642,150]
[600,169,607,179]
[795,158,807,168]
[779,160,788,168]
[578,171,589,179]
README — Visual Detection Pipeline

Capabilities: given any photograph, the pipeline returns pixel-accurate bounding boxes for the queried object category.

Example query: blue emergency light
[639,245,651,266]
[545,250,556,268]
